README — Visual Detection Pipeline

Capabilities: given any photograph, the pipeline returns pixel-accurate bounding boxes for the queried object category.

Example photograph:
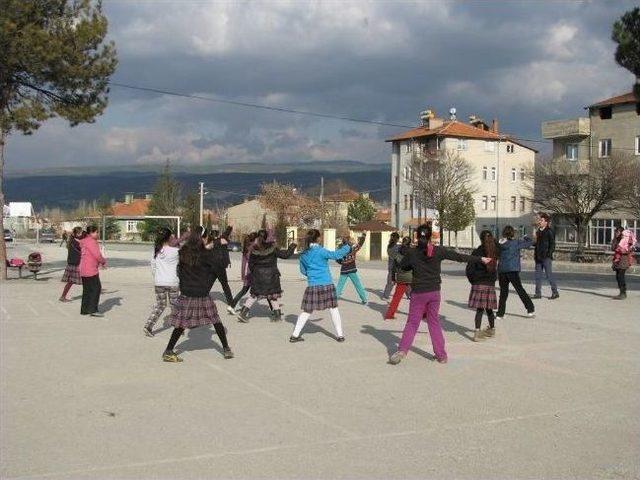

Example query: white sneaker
[226,305,236,315]
[495,316,503,321]
[527,312,536,318]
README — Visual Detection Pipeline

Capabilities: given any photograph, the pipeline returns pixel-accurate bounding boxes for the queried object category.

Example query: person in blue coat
[290,229,352,343]
[496,225,535,320]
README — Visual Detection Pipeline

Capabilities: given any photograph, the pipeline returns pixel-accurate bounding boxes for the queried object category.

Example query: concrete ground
[1,241,639,479]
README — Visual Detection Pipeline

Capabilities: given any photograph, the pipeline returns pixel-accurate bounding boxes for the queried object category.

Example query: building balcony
[541,117,590,139]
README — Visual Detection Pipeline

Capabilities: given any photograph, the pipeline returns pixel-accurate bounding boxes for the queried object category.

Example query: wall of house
[590,103,640,159]
[226,199,277,236]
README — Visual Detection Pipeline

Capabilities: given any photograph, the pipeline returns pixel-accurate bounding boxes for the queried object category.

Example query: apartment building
[541,90,640,246]
[387,110,536,248]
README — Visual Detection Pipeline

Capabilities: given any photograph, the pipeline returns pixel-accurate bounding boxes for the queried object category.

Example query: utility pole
[320,176,324,229]
[199,182,204,227]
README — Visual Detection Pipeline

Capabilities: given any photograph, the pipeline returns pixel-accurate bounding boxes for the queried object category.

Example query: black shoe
[271,309,283,322]
[337,336,345,343]
[237,306,250,323]
[531,294,542,299]
[289,335,304,343]
[143,325,154,337]
[549,293,560,300]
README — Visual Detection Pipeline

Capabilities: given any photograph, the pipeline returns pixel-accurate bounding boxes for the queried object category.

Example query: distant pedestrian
[532,213,559,299]
[496,225,535,320]
[59,231,68,248]
[384,236,412,320]
[237,229,296,323]
[79,225,107,317]
[162,232,233,362]
[382,232,400,299]
[388,223,491,365]
[335,233,367,304]
[290,229,351,342]
[59,227,83,302]
[611,226,636,300]
[143,227,179,337]
[466,230,499,341]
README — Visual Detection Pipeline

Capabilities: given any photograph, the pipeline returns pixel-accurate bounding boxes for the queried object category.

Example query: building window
[591,219,615,245]
[506,144,515,153]
[482,166,488,180]
[484,141,495,152]
[519,197,526,212]
[566,143,578,161]
[394,175,399,187]
[404,195,408,210]
[636,136,640,155]
[482,196,488,210]
[409,195,414,212]
[436,137,443,150]
[518,225,526,237]
[126,221,138,233]
[510,196,516,211]
[511,168,516,182]
[404,142,412,153]
[457,139,468,151]
[599,106,612,120]
[598,139,611,158]
[403,165,412,181]
[520,168,526,181]
[490,196,496,211]
[491,167,496,181]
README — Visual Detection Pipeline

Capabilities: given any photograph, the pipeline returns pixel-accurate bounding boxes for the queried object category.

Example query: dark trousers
[535,258,558,295]
[81,275,101,315]
[214,267,234,305]
[231,284,250,308]
[498,272,534,317]
[615,268,627,292]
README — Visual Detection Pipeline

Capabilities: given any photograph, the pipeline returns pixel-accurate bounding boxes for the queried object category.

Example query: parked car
[227,241,241,252]
[4,229,13,242]
[39,229,55,243]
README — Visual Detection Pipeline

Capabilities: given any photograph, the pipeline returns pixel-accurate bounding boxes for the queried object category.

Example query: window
[520,197,526,212]
[511,168,516,182]
[484,141,495,152]
[520,168,525,181]
[510,196,516,211]
[636,136,640,155]
[403,165,412,182]
[591,219,615,245]
[482,166,488,180]
[518,225,526,237]
[394,175,399,187]
[409,195,414,212]
[599,106,612,120]
[482,196,488,210]
[404,142,412,153]
[436,137,443,150]
[403,195,408,210]
[126,221,138,233]
[599,139,611,158]
[457,139,468,151]
[566,143,578,161]
[490,196,496,211]
[491,167,496,181]
[506,144,515,153]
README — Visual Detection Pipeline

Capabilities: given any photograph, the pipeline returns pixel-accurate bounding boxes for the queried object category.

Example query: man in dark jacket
[533,213,559,299]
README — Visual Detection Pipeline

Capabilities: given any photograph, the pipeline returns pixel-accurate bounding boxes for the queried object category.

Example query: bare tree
[624,159,640,219]
[530,154,635,253]
[409,149,476,242]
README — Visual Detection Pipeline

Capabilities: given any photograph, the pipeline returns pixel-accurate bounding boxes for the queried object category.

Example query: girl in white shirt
[144,227,180,337]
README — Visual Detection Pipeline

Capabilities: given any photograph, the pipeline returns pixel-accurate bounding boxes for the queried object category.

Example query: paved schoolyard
[1,242,639,479]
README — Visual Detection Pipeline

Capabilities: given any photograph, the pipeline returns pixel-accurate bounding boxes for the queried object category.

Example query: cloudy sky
[7,0,637,171]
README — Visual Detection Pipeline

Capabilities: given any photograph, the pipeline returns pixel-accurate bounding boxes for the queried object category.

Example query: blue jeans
[535,258,558,295]
[336,272,368,303]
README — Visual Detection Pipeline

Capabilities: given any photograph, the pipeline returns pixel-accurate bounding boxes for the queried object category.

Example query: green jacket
[390,246,413,284]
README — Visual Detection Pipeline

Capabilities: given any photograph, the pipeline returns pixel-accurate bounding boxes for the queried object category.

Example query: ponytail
[303,229,321,251]
[154,227,173,258]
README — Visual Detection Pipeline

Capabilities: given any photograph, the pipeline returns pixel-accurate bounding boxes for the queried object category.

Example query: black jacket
[210,226,232,268]
[249,244,296,296]
[534,227,555,261]
[466,245,497,285]
[400,244,481,293]
[178,249,220,297]
[67,238,81,266]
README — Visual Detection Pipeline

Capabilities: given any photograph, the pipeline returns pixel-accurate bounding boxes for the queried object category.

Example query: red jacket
[79,236,106,277]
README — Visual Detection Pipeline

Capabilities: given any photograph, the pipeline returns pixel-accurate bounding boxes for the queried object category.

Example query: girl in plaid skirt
[290,229,352,343]
[59,227,83,302]
[466,230,499,342]
[143,227,179,337]
[162,232,233,363]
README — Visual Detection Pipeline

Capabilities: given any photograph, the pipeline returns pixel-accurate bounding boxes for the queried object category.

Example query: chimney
[491,119,499,133]
[420,109,443,130]
[124,193,134,204]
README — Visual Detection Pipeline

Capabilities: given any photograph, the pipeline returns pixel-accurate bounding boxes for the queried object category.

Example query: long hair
[304,229,321,251]
[243,232,257,255]
[179,231,205,267]
[154,227,173,258]
[388,232,400,248]
[479,229,497,272]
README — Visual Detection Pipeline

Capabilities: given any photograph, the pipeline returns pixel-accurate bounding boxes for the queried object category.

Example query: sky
[6,0,637,171]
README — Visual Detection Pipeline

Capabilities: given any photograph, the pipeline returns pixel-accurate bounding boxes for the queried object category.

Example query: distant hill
[5,161,391,210]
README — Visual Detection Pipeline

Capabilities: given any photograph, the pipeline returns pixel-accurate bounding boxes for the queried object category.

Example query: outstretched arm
[276,243,297,259]
[442,247,481,264]
[321,243,351,261]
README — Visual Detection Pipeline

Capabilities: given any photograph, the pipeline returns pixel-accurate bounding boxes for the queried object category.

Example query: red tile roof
[351,220,397,232]
[589,91,637,108]
[385,120,537,152]
[325,190,361,202]
[111,199,150,216]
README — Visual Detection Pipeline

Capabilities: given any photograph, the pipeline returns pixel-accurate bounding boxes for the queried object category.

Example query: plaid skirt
[468,284,497,310]
[61,264,82,285]
[301,285,338,313]
[170,295,221,329]
[250,292,282,301]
